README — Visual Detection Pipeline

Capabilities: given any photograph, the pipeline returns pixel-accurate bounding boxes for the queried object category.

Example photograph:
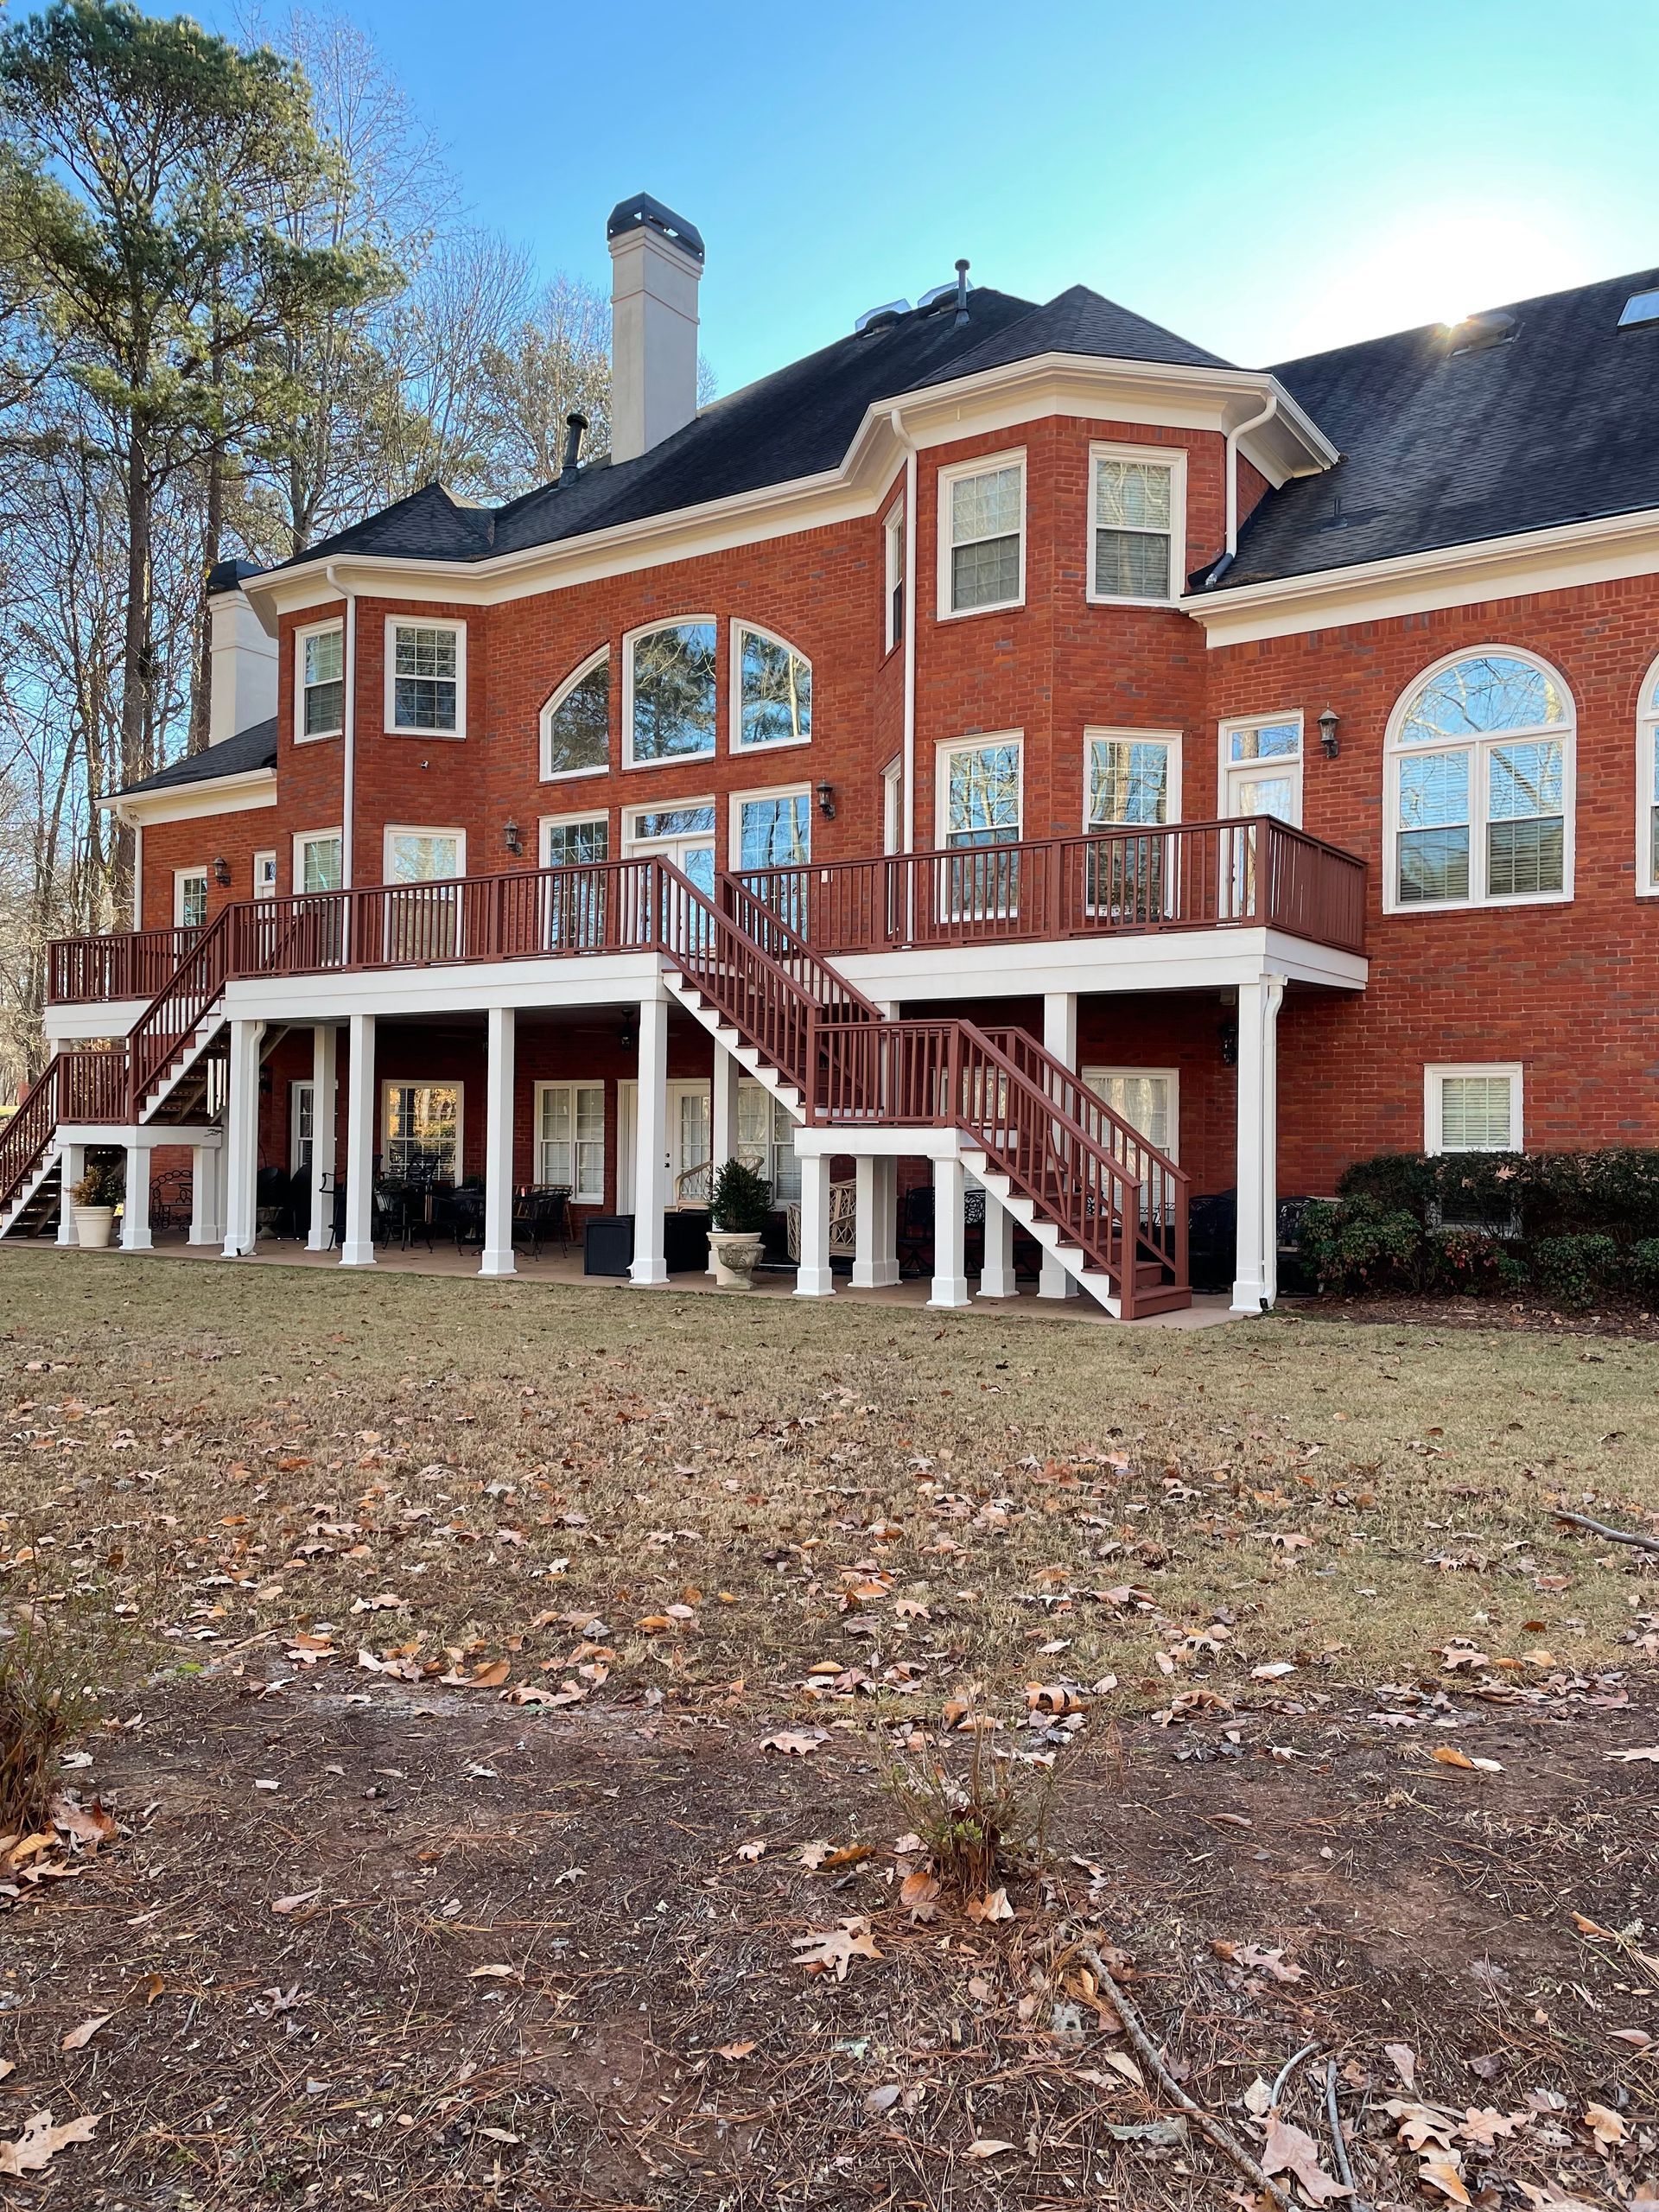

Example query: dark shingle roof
[120,715,277,798]
[916,283,1231,382]
[1217,266,1659,589]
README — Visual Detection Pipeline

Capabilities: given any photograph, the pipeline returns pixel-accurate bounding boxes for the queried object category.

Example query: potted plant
[707,1158,772,1287]
[70,1154,124,1249]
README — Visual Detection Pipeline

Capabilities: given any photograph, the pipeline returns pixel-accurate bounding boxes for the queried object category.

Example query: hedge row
[1299,1148,1659,1307]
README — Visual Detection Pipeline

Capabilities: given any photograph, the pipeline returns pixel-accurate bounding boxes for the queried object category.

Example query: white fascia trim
[44,1001,148,1043]
[242,359,1331,624]
[1186,505,1659,646]
[101,771,278,827]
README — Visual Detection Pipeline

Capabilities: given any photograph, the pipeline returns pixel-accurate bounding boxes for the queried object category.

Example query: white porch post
[221,1019,264,1257]
[306,1023,337,1252]
[795,1150,836,1296]
[630,992,669,1285]
[56,1142,86,1245]
[480,1006,517,1277]
[340,1012,377,1268]
[188,1143,223,1247]
[1039,991,1079,1300]
[708,1040,742,1274]
[928,1154,970,1309]
[120,1141,153,1250]
[851,1154,899,1288]
[1230,976,1285,1314]
[978,1186,1017,1298]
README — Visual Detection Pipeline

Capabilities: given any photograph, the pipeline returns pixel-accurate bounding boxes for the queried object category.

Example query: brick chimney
[607,194,704,466]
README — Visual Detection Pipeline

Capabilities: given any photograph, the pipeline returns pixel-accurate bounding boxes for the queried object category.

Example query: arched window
[1386,650,1573,911]
[625,619,718,766]
[732,624,811,750]
[540,648,611,780]
[1638,655,1659,894]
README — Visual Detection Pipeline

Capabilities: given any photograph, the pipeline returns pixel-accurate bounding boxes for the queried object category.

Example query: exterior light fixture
[504,817,523,856]
[1218,1018,1239,1067]
[816,779,836,820]
[618,1014,637,1053]
[1318,706,1340,759]
[212,856,232,887]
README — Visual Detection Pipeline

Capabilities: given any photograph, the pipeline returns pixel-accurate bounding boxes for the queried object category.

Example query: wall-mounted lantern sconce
[816,779,837,820]
[212,855,232,887]
[504,817,523,856]
[1217,1018,1239,1067]
[618,1014,637,1053]
[1318,706,1340,760]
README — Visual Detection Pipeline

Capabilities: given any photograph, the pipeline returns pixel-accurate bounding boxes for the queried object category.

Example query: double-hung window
[884,500,906,649]
[175,868,208,930]
[297,622,344,740]
[296,831,343,894]
[939,453,1024,616]
[734,626,811,750]
[1086,729,1180,827]
[939,735,1022,848]
[537,1081,605,1202]
[1638,656,1659,893]
[737,1079,799,1204]
[253,850,277,899]
[383,1083,461,1180]
[626,620,717,765]
[387,621,463,735]
[1425,1065,1522,1155]
[1389,652,1572,910]
[1084,1067,1179,1159]
[1090,448,1181,603]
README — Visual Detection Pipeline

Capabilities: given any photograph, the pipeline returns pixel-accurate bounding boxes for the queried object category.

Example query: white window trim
[253,849,277,898]
[1081,1065,1180,1161]
[1085,442,1186,607]
[383,616,467,740]
[1383,647,1575,917]
[935,730,1024,848]
[881,757,903,855]
[294,617,345,744]
[728,782,813,873]
[294,827,344,895]
[538,645,611,783]
[883,497,906,653]
[381,1080,464,1179]
[289,1079,315,1175]
[1637,652,1659,896]
[622,798,719,856]
[1084,726,1184,829]
[540,809,610,868]
[622,615,719,771]
[174,865,208,928]
[937,448,1027,622]
[1217,711,1305,828]
[383,824,467,881]
[729,621,812,754]
[1424,1062,1523,1155]
[532,1078,606,1204]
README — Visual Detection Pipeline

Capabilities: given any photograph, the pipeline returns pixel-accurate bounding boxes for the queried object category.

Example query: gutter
[325,563,357,889]
[888,409,918,855]
[1224,391,1278,559]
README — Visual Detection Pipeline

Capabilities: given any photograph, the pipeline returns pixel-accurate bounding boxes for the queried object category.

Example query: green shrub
[1299,1196,1425,1294]
[1424,1226,1525,1298]
[1631,1238,1659,1303]
[709,1157,772,1234]
[1529,1233,1619,1310]
[71,1154,123,1208]
[1335,1153,1440,1221]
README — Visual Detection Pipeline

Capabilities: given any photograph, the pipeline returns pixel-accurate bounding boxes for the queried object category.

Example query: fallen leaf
[761,1731,823,1757]
[965,2138,1018,2160]
[270,1886,321,1916]
[466,1964,521,1982]
[1421,2155,1472,2204]
[1243,2075,1275,2117]
[1259,2113,1352,2202]
[791,1917,882,1981]
[1251,1661,1297,1680]
[734,1840,766,1863]
[964,1885,1014,1923]
[1091,2049,1145,2088]
[0,2109,99,2177]
[1458,2107,1526,2148]
[864,2082,902,2114]
[1236,1943,1305,1983]
[1583,2101,1625,2146]
[899,1869,941,1921]
[1384,2043,1416,2090]
[715,2039,756,2060]
[1605,1745,1659,1763]
[476,2126,518,2145]
[60,2014,110,2052]
[1430,1745,1503,1773]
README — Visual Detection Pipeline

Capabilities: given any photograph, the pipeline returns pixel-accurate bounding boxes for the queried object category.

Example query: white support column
[1039,991,1079,1300]
[480,1007,517,1278]
[978,1186,1017,1298]
[928,1154,970,1309]
[222,1019,264,1257]
[851,1154,899,1288]
[120,1141,153,1250]
[55,1143,86,1245]
[795,1150,836,1297]
[188,1144,223,1247]
[708,1040,742,1274]
[340,1012,377,1268]
[630,993,669,1285]
[306,1024,337,1252]
[1230,975,1285,1314]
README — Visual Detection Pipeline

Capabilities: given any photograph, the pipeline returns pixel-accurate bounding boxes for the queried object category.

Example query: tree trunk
[188,438,224,753]
[114,425,153,913]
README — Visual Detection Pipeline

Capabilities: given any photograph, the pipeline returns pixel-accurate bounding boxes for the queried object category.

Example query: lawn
[0,1249,1655,2208]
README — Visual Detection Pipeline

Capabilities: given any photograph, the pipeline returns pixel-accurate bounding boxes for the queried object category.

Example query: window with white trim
[386,620,463,734]
[733,787,811,871]
[385,827,464,882]
[737,1079,799,1203]
[541,648,610,779]
[938,734,1021,848]
[383,1082,461,1180]
[543,812,608,868]
[536,1081,605,1202]
[290,1080,315,1173]
[884,499,906,650]
[1638,655,1659,893]
[253,849,277,899]
[1090,449,1180,603]
[939,453,1024,616]
[1425,1064,1522,1154]
[296,831,343,894]
[734,625,811,750]
[1086,729,1181,826]
[1388,652,1572,910]
[1222,715,1303,825]
[626,619,717,765]
[1083,1067,1179,1158]
[175,867,208,929]
[296,621,344,740]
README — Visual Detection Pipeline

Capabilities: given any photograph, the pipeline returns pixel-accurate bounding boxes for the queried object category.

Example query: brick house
[8,195,1659,1318]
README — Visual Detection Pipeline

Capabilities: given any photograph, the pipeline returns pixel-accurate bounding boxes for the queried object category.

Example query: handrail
[0,1056,63,1215]
[46,924,202,1005]
[125,907,235,1116]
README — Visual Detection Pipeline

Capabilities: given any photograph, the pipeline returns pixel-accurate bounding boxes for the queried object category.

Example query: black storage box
[583,1214,634,1277]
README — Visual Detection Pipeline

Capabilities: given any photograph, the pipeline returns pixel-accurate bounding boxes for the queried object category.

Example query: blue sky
[212,0,1656,392]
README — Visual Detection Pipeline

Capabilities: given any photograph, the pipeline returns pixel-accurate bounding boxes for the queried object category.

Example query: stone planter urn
[73,1205,116,1249]
[707,1228,765,1288]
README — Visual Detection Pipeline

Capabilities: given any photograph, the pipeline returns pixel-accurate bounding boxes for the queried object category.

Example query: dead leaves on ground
[0,2109,99,2177]
[791,1916,882,1981]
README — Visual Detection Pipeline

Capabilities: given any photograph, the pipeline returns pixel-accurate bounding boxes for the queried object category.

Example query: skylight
[1618,288,1659,328]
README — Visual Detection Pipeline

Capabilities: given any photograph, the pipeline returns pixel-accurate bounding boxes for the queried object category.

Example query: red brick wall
[138,810,279,931]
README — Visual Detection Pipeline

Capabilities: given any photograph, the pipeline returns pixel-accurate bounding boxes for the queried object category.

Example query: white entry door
[616,1079,711,1211]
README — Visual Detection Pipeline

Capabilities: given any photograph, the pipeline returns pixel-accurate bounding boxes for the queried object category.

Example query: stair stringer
[0,1145,60,1240]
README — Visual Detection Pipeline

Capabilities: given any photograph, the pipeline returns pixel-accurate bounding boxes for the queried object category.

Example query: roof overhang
[101,768,277,828]
[243,356,1337,624]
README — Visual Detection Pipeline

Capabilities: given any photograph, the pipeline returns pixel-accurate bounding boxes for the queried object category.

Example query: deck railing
[0,1048,129,1217]
[48,925,202,1005]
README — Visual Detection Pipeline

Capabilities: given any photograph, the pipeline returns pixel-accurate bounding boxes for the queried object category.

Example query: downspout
[1224,391,1278,560]
[888,408,918,854]
[324,563,357,889]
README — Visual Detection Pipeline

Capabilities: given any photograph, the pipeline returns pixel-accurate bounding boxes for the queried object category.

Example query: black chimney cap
[606,193,704,263]
[206,557,264,596]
